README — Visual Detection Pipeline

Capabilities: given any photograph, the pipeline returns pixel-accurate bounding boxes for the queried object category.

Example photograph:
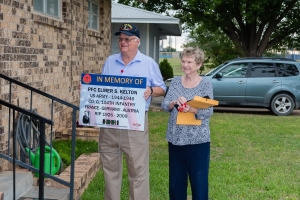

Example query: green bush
[52,139,98,169]
[159,58,174,81]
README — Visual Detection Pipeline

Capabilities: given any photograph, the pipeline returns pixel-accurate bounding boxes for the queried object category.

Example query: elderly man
[98,23,166,200]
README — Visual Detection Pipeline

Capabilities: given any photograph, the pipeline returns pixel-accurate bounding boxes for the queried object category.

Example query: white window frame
[88,0,99,31]
[33,0,61,19]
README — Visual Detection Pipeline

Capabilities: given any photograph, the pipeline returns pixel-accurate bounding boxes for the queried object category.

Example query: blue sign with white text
[81,74,146,88]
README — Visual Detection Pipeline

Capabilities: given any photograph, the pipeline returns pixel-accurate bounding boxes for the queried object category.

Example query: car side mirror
[215,72,223,78]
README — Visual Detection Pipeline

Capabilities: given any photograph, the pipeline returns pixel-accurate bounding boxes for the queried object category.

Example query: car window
[250,63,275,77]
[218,63,248,78]
[165,79,172,87]
[276,63,299,77]
[205,62,228,76]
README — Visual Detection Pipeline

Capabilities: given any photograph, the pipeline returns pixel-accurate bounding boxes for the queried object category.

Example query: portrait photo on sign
[82,111,90,124]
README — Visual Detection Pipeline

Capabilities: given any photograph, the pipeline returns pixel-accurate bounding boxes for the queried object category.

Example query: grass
[78,110,300,200]
[52,139,98,170]
[159,57,211,76]
[160,58,183,76]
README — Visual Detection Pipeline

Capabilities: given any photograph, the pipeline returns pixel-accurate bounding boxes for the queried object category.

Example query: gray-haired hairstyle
[181,47,205,65]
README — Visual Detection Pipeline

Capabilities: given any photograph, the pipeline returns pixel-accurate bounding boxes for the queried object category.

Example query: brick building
[0,0,113,171]
[0,0,178,173]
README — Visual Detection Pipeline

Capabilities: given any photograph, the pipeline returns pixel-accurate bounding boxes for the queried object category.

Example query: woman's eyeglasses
[117,37,138,43]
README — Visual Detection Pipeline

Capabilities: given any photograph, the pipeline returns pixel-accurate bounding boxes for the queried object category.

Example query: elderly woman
[161,47,214,200]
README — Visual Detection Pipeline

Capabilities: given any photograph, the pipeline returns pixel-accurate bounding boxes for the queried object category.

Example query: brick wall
[0,0,112,171]
[42,153,101,200]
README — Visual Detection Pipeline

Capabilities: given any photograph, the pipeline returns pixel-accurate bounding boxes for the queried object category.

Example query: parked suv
[165,57,300,116]
[203,57,300,116]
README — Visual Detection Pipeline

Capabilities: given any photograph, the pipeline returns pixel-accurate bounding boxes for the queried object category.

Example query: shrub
[52,139,98,169]
[159,58,174,81]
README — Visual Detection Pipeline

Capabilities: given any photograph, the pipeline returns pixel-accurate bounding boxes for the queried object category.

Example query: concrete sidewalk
[150,96,164,111]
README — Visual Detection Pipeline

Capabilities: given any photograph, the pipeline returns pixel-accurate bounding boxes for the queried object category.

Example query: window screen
[34,0,60,18]
[88,0,99,30]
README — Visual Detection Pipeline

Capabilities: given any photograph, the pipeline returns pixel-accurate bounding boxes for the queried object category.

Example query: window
[219,63,248,77]
[276,63,299,77]
[88,0,99,30]
[34,0,61,18]
[250,63,275,77]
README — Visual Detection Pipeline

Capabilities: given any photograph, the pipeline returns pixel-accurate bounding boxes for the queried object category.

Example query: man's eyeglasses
[117,37,138,43]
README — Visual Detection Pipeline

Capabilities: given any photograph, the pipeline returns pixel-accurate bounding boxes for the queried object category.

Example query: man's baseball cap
[114,23,140,38]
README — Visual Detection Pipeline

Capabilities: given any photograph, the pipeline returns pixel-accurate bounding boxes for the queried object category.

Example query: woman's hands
[170,97,197,114]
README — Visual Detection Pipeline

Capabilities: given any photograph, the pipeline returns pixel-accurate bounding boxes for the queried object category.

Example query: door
[211,63,248,103]
[246,62,281,103]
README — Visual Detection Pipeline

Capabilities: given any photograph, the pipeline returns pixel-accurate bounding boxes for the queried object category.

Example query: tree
[117,0,300,58]
[184,26,243,68]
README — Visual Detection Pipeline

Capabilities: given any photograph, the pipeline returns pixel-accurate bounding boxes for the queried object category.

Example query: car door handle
[271,80,280,83]
[237,81,246,84]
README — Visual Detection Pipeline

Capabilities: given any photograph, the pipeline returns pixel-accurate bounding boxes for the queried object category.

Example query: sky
[162,9,189,52]
[160,33,188,52]
[112,1,187,51]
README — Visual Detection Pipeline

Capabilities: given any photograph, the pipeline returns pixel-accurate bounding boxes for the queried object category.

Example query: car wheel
[270,94,295,116]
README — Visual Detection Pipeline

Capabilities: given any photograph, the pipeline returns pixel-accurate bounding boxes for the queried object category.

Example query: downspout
[82,0,85,73]
[146,23,149,56]
[70,0,73,92]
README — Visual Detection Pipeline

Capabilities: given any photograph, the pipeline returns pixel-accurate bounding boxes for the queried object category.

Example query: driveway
[150,96,300,116]
[150,96,164,110]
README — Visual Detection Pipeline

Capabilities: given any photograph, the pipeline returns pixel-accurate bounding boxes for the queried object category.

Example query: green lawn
[159,58,211,76]
[81,110,300,200]
[160,58,183,76]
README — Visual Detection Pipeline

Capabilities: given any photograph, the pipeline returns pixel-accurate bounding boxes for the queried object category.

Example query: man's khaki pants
[98,114,149,200]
